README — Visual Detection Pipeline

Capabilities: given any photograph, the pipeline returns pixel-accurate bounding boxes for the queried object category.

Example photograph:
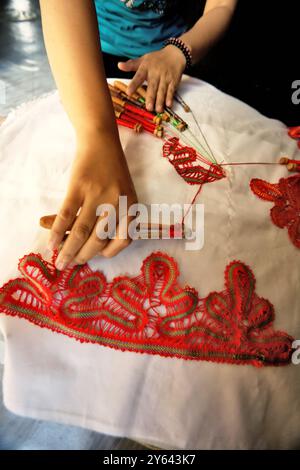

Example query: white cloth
[0,77,299,450]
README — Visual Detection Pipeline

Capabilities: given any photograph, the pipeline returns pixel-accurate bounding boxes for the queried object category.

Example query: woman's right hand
[47,129,137,270]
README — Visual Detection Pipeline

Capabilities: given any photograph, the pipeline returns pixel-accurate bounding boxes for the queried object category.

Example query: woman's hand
[118,45,186,112]
[48,130,137,270]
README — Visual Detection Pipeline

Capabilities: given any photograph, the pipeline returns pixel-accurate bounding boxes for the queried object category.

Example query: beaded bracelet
[164,37,193,70]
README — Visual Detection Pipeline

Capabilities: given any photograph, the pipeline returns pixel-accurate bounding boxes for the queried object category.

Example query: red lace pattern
[0,251,293,367]
[250,175,300,248]
[162,137,225,185]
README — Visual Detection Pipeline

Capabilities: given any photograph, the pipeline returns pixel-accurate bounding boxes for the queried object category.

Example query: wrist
[75,127,124,160]
[164,44,186,71]
[76,122,120,145]
[164,37,193,70]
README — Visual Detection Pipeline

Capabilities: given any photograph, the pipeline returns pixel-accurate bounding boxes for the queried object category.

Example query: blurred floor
[0,0,55,115]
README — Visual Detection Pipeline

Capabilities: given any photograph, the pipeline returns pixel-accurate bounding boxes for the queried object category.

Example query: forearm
[39,0,118,140]
[180,0,238,64]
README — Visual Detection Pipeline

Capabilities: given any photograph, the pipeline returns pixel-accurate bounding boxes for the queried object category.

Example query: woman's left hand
[118,45,186,112]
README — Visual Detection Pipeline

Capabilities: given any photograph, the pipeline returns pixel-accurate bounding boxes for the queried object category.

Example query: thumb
[117,58,141,72]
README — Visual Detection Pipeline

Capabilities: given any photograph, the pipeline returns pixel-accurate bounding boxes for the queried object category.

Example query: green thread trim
[19,255,52,281]
[16,309,281,363]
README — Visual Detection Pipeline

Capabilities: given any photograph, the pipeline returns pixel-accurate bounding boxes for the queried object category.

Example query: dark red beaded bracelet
[164,37,193,70]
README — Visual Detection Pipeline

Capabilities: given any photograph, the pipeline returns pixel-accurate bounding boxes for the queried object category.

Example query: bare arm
[120,0,238,111]
[40,0,116,136]
[179,0,238,64]
[40,0,137,268]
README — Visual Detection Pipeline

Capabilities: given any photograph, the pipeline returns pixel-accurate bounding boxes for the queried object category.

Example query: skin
[39,0,237,269]
[120,0,238,111]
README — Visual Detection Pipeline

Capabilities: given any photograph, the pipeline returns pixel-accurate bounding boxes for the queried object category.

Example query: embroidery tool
[111,95,162,124]
[39,216,190,240]
[174,92,190,112]
[116,118,142,133]
[112,82,300,192]
[109,84,146,109]
[132,84,189,132]
[113,103,164,137]
[113,80,141,101]
[279,157,300,172]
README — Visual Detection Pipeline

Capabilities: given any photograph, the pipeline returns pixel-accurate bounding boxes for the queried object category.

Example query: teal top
[94,0,188,58]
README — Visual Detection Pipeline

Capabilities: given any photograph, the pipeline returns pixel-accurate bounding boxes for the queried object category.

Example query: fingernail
[55,256,69,271]
[68,261,77,268]
[47,236,59,251]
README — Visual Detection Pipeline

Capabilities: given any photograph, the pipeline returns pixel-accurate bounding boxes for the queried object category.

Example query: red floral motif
[250,175,300,248]
[0,251,293,367]
[162,137,225,185]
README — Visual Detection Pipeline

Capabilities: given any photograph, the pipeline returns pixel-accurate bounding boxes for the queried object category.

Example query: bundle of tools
[109,81,188,138]
[279,157,300,173]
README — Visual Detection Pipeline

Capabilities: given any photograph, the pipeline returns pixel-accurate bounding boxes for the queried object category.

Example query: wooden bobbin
[117,118,142,133]
[108,83,120,94]
[136,86,147,99]
[114,109,122,119]
[279,157,290,165]
[287,162,300,172]
[174,93,190,112]
[114,80,140,101]
[176,122,187,132]
[111,95,125,108]
[160,112,170,122]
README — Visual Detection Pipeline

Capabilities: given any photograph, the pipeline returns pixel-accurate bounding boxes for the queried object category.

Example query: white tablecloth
[0,77,299,449]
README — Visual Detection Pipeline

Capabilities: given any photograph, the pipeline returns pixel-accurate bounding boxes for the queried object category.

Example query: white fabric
[0,76,299,450]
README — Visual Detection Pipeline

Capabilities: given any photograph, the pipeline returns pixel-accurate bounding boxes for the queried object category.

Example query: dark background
[187,0,299,125]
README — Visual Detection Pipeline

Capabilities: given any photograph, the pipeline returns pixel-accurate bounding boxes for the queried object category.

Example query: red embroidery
[162,137,225,185]
[250,175,300,248]
[0,251,293,367]
[288,126,300,149]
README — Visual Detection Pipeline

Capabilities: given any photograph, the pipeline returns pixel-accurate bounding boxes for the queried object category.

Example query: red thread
[116,118,141,133]
[250,175,300,248]
[162,137,225,186]
[0,251,293,367]
[125,103,156,122]
[288,126,300,149]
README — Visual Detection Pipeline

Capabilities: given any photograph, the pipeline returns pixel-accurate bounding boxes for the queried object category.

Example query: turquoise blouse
[94,0,188,58]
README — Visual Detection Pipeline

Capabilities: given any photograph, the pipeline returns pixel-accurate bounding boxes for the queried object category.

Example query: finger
[127,67,147,96]
[145,75,159,112]
[55,199,98,270]
[155,79,168,113]
[72,204,117,264]
[117,58,141,72]
[166,81,177,108]
[101,215,133,258]
[41,214,78,231]
[48,195,81,252]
